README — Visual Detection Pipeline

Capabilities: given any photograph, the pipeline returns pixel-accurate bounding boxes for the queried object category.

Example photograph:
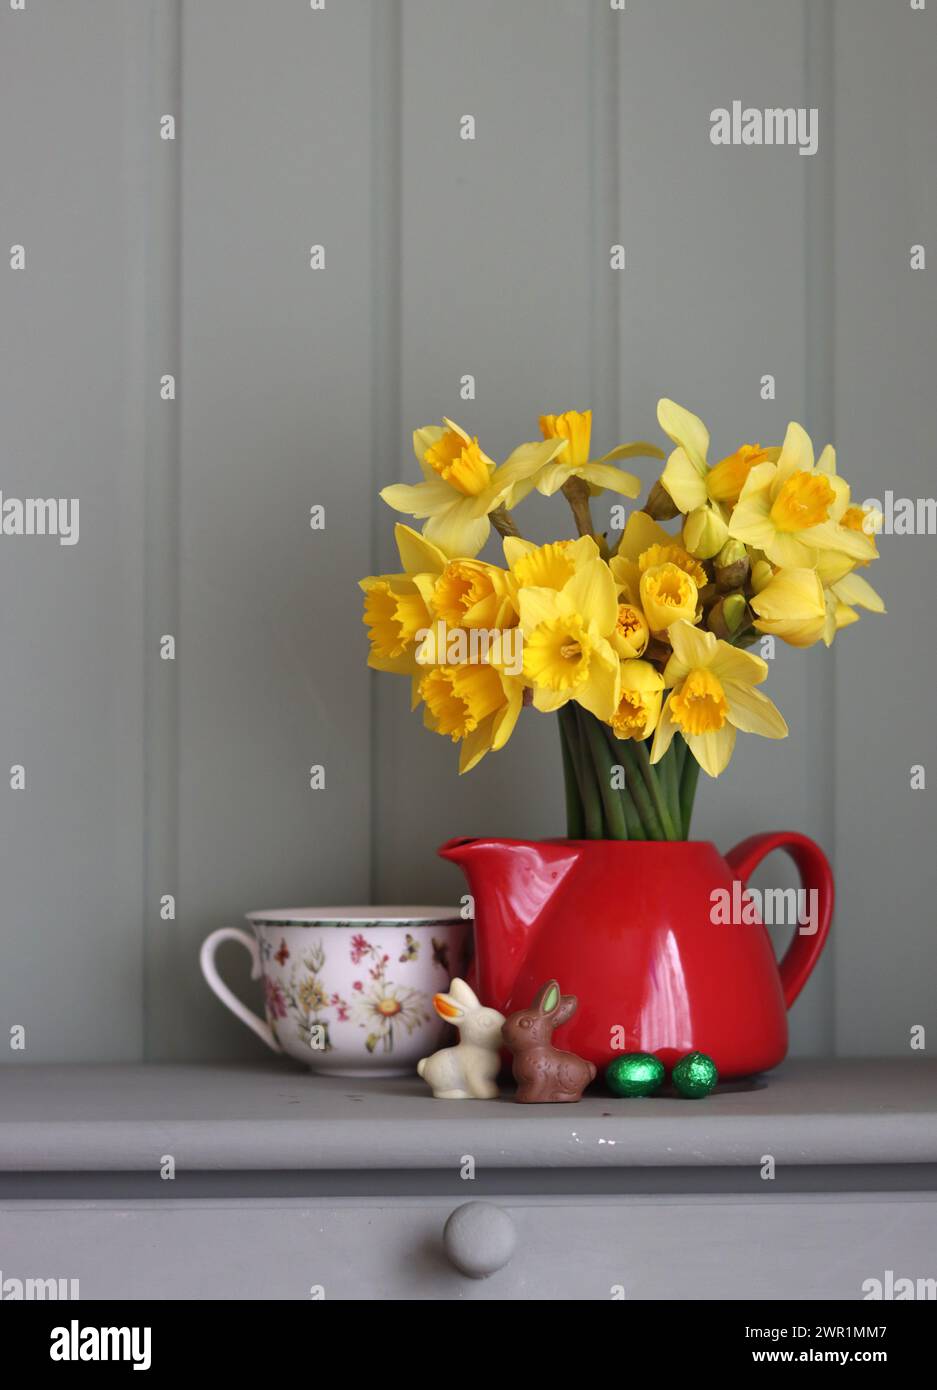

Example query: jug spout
[438,837,581,1009]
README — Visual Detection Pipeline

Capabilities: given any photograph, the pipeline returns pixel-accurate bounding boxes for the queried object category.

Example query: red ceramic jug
[438,834,833,1079]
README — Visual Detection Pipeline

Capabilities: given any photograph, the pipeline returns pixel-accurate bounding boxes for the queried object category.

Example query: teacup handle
[199,927,282,1054]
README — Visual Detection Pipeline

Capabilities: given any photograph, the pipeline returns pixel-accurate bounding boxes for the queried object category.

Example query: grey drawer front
[1,1195,935,1300]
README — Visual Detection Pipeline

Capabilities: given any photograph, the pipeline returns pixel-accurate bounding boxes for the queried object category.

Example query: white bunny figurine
[417,978,505,1099]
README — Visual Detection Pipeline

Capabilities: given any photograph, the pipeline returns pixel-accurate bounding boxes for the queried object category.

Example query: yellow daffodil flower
[750,568,828,648]
[639,562,700,634]
[380,418,566,559]
[360,523,448,673]
[610,510,696,588]
[419,664,524,774]
[417,557,516,632]
[651,621,788,777]
[535,409,664,498]
[610,659,664,740]
[518,557,621,721]
[728,422,877,570]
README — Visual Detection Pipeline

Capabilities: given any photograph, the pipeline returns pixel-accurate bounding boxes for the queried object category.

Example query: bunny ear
[534,980,561,1015]
[448,977,479,1009]
[433,993,465,1022]
[552,993,578,1027]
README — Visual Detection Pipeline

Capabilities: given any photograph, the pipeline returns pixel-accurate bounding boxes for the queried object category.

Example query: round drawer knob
[443,1201,516,1278]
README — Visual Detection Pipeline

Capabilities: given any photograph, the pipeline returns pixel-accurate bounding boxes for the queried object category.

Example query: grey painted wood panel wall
[0,0,932,1063]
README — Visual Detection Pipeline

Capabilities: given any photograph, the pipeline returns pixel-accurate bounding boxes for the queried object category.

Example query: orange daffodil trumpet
[360,400,885,835]
[536,409,664,498]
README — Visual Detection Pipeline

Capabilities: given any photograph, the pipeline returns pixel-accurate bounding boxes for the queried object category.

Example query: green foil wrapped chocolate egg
[604,1053,666,1098]
[671,1050,719,1098]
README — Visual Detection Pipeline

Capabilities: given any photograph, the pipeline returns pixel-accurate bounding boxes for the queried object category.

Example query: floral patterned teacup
[200,908,471,1077]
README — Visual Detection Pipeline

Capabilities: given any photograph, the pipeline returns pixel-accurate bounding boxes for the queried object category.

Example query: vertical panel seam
[804,0,836,1054]
[369,0,403,901]
[590,1,621,446]
[140,0,183,1057]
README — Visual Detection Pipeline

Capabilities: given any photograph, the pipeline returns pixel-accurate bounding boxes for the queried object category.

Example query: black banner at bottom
[0,1299,931,1373]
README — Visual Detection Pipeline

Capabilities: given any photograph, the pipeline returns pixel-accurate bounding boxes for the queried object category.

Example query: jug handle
[724,831,834,1009]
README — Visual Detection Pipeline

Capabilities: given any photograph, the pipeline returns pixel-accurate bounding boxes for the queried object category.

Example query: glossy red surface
[438,834,833,1078]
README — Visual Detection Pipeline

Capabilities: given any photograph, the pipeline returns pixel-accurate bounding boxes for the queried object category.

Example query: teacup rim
[246,905,465,927]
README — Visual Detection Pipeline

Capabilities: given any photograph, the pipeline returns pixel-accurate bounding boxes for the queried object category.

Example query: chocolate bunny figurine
[502,980,596,1103]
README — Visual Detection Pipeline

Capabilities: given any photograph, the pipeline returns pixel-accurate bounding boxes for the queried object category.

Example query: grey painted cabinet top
[0,1061,934,1172]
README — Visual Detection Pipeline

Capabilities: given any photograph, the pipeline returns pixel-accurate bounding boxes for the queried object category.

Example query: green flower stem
[632,738,680,841]
[581,711,629,841]
[660,735,683,838]
[602,725,665,840]
[558,709,585,839]
[619,784,645,841]
[563,706,604,839]
[680,748,701,839]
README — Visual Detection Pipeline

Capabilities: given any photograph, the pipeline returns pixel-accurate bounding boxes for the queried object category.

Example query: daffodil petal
[833,571,885,612]
[735,459,778,504]
[380,479,455,519]
[764,533,819,569]
[493,438,568,505]
[657,399,710,470]
[574,641,620,722]
[532,685,569,713]
[723,681,788,739]
[815,444,837,477]
[518,586,562,634]
[577,462,641,497]
[423,498,491,559]
[597,441,667,464]
[728,494,776,549]
[666,620,718,674]
[562,558,619,635]
[394,522,447,576]
[709,643,770,686]
[534,460,575,496]
[458,719,493,775]
[609,554,640,602]
[368,649,418,676]
[490,680,524,750]
[774,421,815,482]
[660,448,708,513]
[412,573,437,609]
[649,700,678,763]
[413,425,445,477]
[802,520,877,562]
[617,510,673,561]
[687,725,736,777]
[503,536,534,567]
[748,567,824,622]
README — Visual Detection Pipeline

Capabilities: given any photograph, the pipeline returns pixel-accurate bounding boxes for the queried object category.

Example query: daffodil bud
[750,559,775,594]
[682,505,729,560]
[713,539,751,592]
[707,592,749,640]
[643,480,680,521]
[715,538,747,569]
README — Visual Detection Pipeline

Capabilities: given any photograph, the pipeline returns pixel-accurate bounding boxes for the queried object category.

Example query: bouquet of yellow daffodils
[360,401,883,840]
